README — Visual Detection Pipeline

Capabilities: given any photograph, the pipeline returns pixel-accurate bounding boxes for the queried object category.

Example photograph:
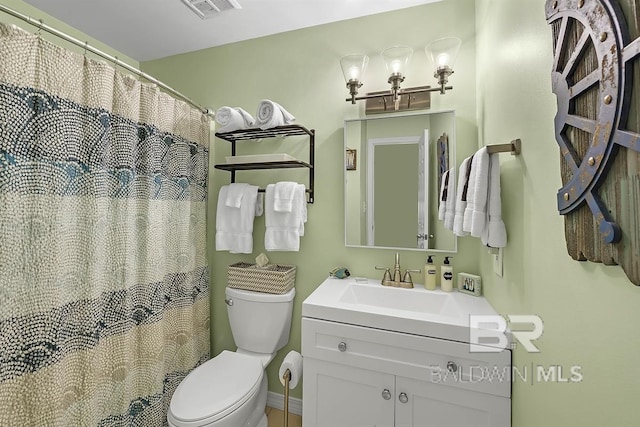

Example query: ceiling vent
[181,0,241,19]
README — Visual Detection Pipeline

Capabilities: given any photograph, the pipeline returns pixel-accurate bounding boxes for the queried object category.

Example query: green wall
[476,0,640,426]
[0,0,139,68]
[143,0,478,400]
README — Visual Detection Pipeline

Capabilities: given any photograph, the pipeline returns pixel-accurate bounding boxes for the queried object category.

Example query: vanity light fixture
[340,37,462,107]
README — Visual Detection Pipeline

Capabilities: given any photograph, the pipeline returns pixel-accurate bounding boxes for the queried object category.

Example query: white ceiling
[23,0,442,62]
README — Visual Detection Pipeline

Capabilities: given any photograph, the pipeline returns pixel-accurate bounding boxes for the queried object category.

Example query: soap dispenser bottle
[424,255,437,290]
[441,256,454,292]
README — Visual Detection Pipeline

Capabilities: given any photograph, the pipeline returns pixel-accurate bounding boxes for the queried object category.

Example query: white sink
[303,277,510,346]
[339,283,461,318]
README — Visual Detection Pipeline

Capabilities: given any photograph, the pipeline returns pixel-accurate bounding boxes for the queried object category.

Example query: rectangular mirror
[344,110,457,252]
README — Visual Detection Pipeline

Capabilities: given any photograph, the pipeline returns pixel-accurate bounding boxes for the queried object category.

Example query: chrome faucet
[375,252,420,288]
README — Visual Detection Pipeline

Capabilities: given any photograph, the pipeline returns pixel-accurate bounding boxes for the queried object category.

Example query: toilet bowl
[167,286,295,427]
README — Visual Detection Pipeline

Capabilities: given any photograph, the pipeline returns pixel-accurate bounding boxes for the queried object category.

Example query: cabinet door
[395,377,511,427]
[303,358,395,427]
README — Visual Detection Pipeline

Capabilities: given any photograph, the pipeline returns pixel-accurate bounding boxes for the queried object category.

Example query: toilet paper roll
[279,350,303,389]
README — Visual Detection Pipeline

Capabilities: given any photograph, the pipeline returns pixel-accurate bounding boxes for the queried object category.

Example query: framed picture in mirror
[346,148,357,171]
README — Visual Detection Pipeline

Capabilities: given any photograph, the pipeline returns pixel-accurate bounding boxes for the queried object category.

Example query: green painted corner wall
[476,0,640,426]
[143,0,478,401]
[0,0,139,68]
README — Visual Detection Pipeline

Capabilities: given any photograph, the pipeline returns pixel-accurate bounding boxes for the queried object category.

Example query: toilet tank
[225,287,295,354]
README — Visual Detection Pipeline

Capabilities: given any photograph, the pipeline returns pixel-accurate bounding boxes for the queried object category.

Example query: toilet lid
[169,351,263,425]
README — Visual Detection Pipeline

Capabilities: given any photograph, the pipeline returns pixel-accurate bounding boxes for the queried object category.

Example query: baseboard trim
[267,391,303,416]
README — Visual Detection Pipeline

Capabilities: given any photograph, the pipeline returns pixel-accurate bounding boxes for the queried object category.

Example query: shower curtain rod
[0,4,213,117]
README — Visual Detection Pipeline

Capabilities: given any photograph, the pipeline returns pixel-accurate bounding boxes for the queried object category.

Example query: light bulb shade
[425,37,462,71]
[340,54,369,83]
[381,46,413,76]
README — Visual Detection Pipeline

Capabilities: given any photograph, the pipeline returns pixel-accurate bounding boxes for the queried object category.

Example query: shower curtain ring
[83,41,88,57]
[36,18,43,37]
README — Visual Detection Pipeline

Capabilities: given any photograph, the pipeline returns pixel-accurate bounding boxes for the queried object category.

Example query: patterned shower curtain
[0,23,210,426]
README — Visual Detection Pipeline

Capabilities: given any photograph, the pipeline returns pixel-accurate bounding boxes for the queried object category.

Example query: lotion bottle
[424,255,437,290]
[441,256,454,292]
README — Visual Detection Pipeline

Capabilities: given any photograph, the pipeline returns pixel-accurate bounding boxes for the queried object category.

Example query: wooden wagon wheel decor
[546,0,640,285]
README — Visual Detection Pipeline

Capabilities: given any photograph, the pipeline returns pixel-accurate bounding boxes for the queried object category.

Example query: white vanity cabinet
[301,317,511,427]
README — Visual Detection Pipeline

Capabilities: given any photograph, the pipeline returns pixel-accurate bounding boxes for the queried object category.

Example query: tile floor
[266,406,302,427]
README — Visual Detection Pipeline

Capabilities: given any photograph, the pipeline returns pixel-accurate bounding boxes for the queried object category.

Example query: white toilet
[167,286,296,427]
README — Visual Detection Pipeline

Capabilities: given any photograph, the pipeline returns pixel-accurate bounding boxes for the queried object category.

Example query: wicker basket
[227,262,296,294]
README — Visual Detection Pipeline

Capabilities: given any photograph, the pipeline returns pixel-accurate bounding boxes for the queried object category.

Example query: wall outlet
[493,248,503,277]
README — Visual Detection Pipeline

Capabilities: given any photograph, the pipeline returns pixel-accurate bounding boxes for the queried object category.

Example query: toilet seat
[169,351,264,426]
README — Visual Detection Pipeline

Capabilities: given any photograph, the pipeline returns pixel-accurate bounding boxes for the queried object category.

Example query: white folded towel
[225,183,248,208]
[265,183,307,251]
[438,170,449,221]
[465,147,490,237]
[453,156,473,237]
[443,167,456,231]
[255,99,295,130]
[274,181,297,212]
[215,106,255,133]
[216,184,259,254]
[481,153,507,248]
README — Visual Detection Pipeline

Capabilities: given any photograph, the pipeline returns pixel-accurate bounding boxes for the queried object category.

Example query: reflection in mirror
[344,111,457,252]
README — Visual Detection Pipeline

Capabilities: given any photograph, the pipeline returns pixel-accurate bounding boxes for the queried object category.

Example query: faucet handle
[375,266,392,282]
[402,269,422,285]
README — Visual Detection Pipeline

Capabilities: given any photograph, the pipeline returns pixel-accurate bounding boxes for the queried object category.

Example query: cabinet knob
[447,361,458,373]
[398,392,409,404]
[381,389,391,400]
[338,341,347,352]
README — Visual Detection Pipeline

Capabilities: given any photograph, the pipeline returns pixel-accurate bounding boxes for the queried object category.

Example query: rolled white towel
[255,99,295,130]
[215,106,255,133]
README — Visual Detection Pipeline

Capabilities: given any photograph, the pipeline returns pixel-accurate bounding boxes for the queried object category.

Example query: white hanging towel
[255,99,296,130]
[481,153,507,248]
[274,181,298,212]
[215,106,255,133]
[462,154,476,233]
[216,184,259,254]
[443,167,456,231]
[465,147,490,237]
[453,156,473,237]
[225,183,248,208]
[255,192,264,217]
[438,169,449,221]
[265,183,307,251]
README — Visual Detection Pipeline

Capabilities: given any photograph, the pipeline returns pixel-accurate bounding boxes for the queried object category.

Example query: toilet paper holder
[282,368,292,427]
[279,350,302,427]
